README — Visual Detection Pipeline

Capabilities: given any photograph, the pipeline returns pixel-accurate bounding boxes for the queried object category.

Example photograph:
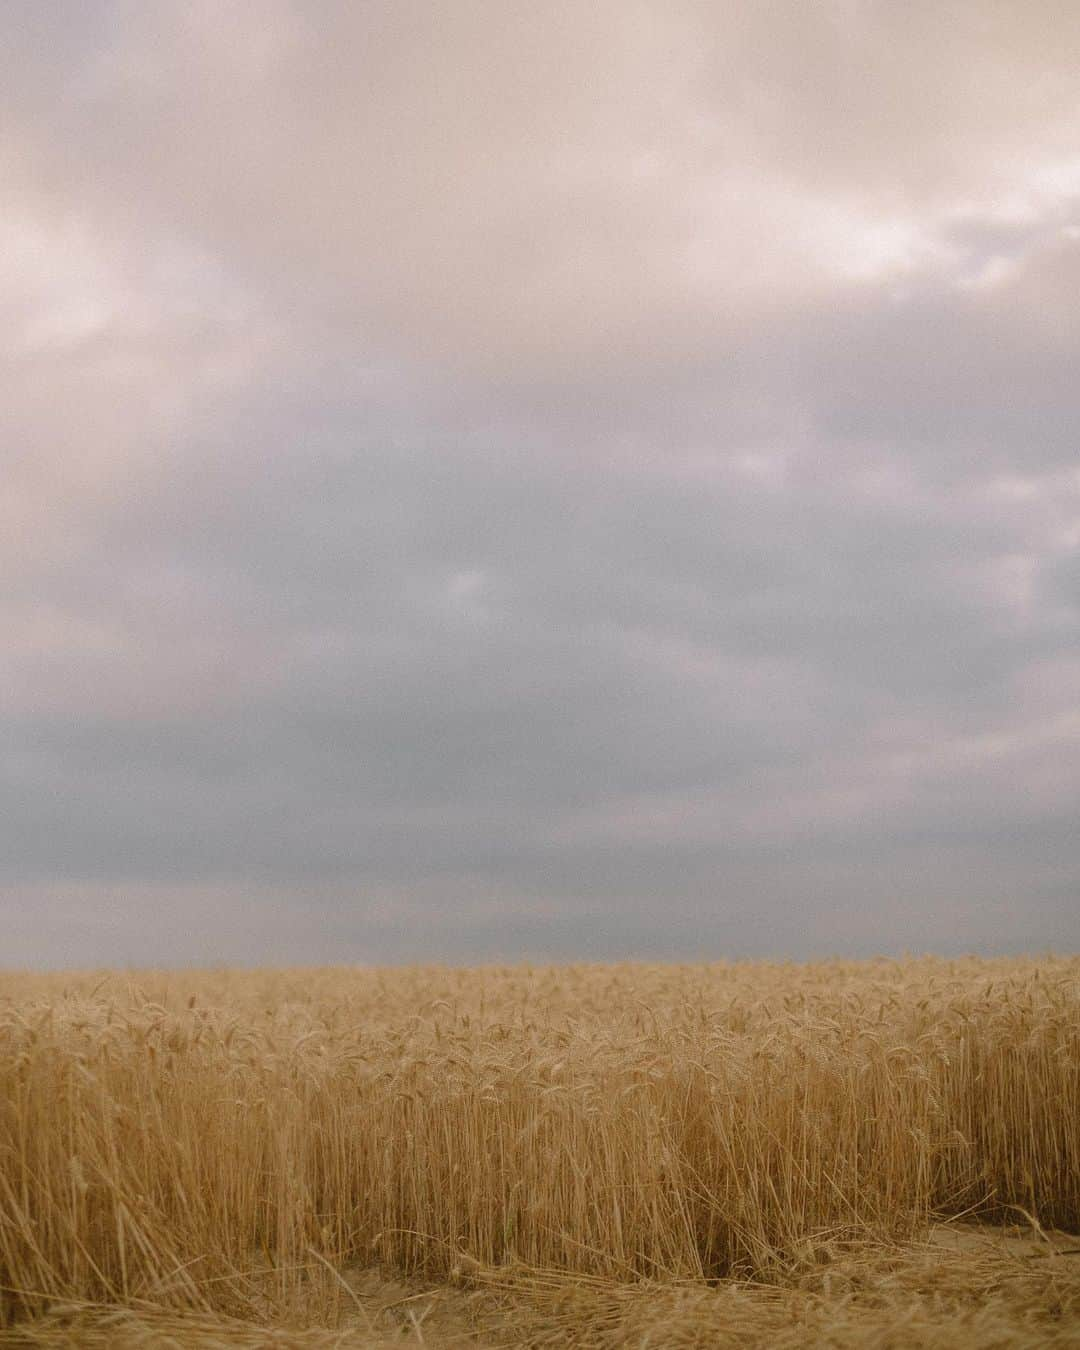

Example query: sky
[3,1,1079,969]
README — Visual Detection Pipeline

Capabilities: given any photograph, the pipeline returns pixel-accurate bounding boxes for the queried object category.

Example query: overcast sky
[3,1,1079,969]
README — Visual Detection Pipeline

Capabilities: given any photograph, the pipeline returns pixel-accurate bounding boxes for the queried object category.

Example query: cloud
[1,2,1078,965]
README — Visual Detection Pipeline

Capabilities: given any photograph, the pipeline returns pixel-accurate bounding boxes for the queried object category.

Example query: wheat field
[1,957,1078,1346]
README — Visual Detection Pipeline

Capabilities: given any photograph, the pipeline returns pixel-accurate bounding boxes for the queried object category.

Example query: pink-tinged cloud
[1,1,1079,965]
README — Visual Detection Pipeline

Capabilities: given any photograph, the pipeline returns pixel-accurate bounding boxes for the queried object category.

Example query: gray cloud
[2,2,1079,967]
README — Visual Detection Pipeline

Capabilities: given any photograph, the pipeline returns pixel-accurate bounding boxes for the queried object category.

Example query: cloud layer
[3,1,1079,966]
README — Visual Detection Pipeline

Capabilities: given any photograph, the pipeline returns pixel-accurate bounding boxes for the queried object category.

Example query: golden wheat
[1,957,1078,1345]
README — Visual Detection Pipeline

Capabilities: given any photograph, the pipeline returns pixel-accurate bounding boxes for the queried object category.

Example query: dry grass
[1,957,1078,1345]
